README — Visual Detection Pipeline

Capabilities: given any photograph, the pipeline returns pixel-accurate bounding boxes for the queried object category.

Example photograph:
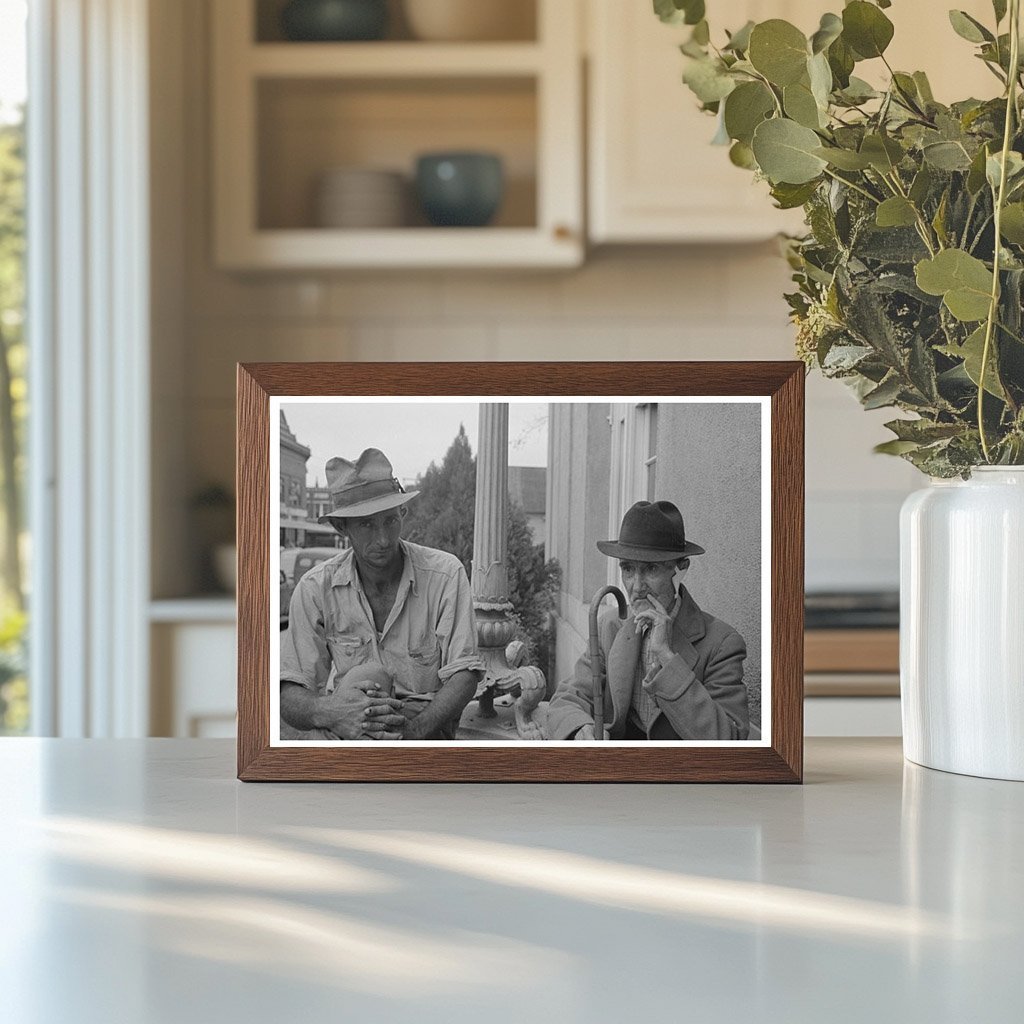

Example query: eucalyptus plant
[657,0,1024,476]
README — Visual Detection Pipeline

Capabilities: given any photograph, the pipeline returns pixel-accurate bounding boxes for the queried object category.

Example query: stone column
[469,403,545,738]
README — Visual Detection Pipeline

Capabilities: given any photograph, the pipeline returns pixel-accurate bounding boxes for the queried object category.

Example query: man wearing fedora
[546,500,750,741]
[280,448,484,741]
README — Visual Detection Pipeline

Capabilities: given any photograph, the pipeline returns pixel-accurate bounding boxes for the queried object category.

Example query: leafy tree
[0,107,26,734]
[403,425,561,674]
[402,424,476,565]
[0,112,25,607]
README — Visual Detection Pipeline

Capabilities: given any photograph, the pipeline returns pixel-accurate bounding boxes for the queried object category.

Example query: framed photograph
[237,362,804,782]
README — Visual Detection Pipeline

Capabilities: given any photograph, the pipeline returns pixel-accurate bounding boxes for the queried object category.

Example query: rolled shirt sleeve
[280,576,332,694]
[436,564,486,682]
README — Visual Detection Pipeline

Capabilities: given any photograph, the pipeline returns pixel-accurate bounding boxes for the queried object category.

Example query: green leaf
[691,19,710,46]
[909,164,933,205]
[932,190,950,247]
[683,0,705,24]
[922,140,973,171]
[912,71,935,104]
[1000,203,1024,245]
[876,197,918,228]
[827,36,856,89]
[884,418,963,443]
[724,20,755,53]
[810,12,843,54]
[770,180,820,209]
[653,0,705,26]
[993,0,1008,24]
[808,51,833,110]
[729,140,757,169]
[860,133,904,173]
[748,20,809,87]
[915,250,994,322]
[784,80,825,129]
[723,81,776,145]
[813,146,872,170]
[986,150,1024,191]
[842,1,895,59]
[838,76,878,104]
[874,439,922,455]
[862,374,903,409]
[751,118,828,184]
[939,325,1006,398]
[653,0,682,24]
[967,144,991,194]
[948,10,994,44]
[891,72,922,109]
[682,57,736,104]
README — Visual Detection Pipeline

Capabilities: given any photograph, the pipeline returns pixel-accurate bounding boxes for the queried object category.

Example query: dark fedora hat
[318,448,419,522]
[596,500,705,561]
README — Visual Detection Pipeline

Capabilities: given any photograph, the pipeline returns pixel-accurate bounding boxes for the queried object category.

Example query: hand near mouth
[634,595,674,669]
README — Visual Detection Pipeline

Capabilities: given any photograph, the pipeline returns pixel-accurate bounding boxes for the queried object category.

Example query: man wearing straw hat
[546,500,750,741]
[280,448,484,741]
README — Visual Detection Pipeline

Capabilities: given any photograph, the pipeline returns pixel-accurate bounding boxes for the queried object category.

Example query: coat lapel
[675,584,706,645]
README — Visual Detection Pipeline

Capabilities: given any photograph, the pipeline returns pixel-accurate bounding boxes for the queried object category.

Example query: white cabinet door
[587,0,810,242]
[587,0,997,244]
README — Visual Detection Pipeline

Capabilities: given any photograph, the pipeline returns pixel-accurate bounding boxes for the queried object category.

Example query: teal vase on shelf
[280,0,388,42]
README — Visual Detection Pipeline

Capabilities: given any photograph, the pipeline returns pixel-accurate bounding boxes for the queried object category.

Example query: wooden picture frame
[238,362,804,782]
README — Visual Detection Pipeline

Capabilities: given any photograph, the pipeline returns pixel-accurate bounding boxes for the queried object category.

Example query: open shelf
[249,42,544,77]
[254,0,539,45]
[212,0,581,268]
[257,77,537,232]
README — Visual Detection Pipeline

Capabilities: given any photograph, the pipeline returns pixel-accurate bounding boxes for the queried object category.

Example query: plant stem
[978,0,1021,462]
[750,69,784,117]
[997,319,1024,345]
[884,171,938,255]
[822,167,880,205]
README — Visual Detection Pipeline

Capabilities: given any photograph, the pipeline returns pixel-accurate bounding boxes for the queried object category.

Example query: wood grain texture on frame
[237,361,804,783]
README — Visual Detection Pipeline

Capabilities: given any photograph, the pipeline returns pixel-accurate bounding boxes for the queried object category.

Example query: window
[606,402,659,585]
[0,0,27,734]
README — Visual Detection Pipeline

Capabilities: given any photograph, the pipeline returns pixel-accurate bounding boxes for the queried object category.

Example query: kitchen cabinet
[149,600,237,738]
[211,0,583,268]
[586,0,1000,244]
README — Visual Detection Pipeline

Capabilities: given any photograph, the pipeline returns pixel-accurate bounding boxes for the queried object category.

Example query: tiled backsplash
[179,248,918,593]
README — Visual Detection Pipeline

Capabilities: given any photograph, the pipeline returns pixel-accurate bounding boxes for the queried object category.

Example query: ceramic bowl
[281,0,388,42]
[415,152,504,227]
[403,0,533,42]
[316,168,407,228]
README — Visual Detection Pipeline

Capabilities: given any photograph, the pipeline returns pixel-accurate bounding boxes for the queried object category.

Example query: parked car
[279,546,341,628]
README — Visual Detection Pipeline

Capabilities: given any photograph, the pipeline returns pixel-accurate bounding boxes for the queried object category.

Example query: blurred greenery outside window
[1,0,28,734]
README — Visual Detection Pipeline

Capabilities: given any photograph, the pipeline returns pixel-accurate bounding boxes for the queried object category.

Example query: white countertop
[1,738,1020,1023]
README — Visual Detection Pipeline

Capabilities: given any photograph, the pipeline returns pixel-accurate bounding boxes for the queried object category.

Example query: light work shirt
[280,540,485,702]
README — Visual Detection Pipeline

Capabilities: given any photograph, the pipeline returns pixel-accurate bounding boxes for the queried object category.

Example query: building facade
[546,401,763,729]
[279,412,340,548]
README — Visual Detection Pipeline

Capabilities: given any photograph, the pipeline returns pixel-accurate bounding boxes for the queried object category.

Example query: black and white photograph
[271,397,770,745]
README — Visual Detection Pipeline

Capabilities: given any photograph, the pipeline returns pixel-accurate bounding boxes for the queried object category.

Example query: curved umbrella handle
[588,585,627,740]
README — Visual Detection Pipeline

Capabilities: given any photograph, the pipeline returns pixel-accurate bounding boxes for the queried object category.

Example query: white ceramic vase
[900,467,1024,781]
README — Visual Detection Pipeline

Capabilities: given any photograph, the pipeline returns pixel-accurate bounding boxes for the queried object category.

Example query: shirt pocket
[326,633,372,684]
[405,635,442,694]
